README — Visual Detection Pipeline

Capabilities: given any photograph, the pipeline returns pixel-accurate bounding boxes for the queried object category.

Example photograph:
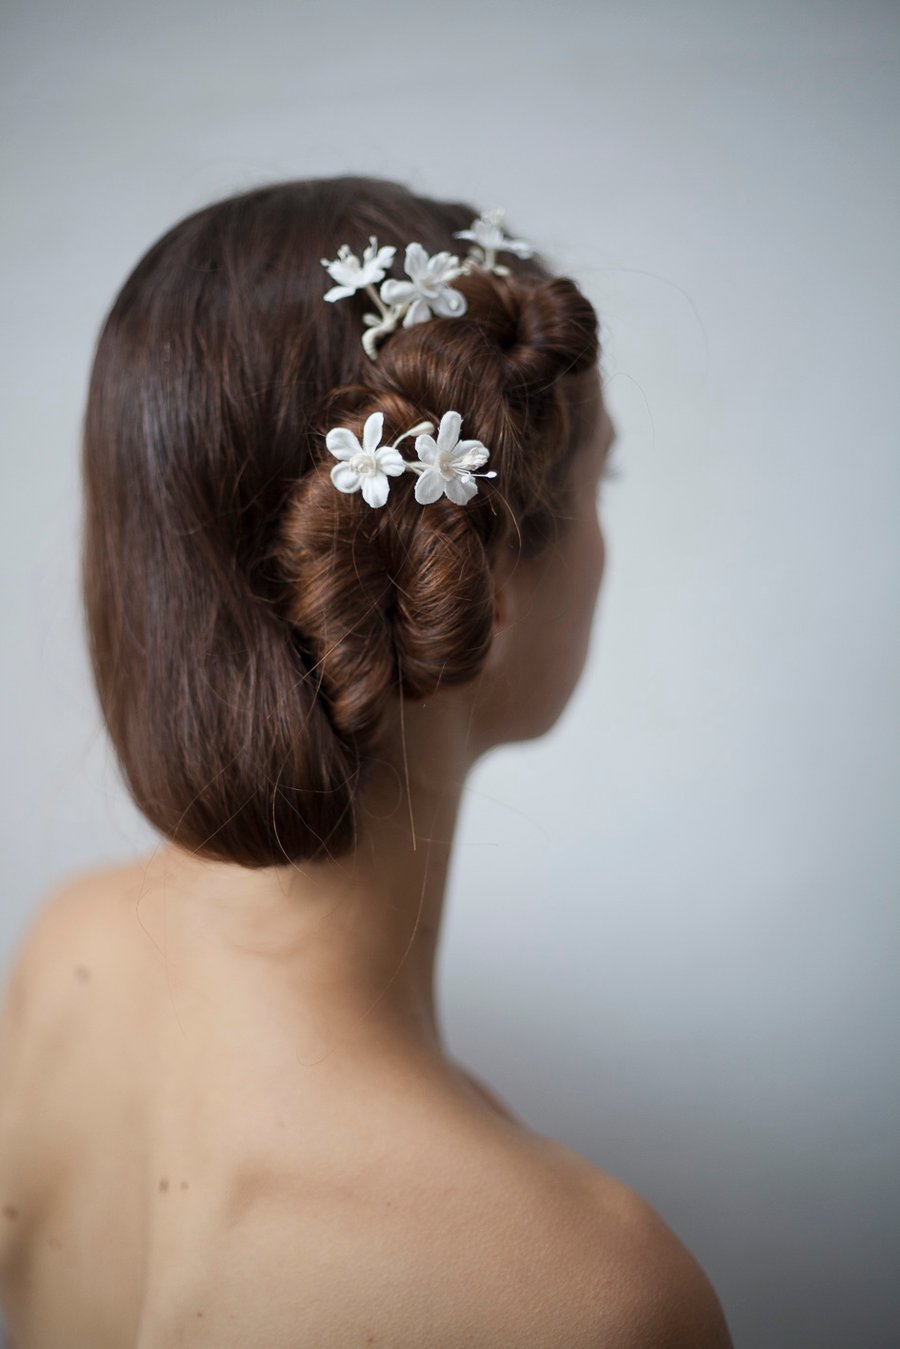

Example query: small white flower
[453,207,534,275]
[379,243,467,326]
[326,411,407,508]
[321,236,397,302]
[412,411,497,506]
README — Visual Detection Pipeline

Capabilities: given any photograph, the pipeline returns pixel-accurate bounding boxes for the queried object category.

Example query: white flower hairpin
[321,235,397,302]
[410,410,497,505]
[326,410,497,509]
[321,206,534,360]
[452,207,535,277]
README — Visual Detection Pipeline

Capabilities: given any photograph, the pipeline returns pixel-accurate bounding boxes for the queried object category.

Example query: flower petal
[325,427,362,459]
[414,434,438,465]
[330,462,362,493]
[362,410,384,453]
[379,278,417,307]
[323,283,358,302]
[502,237,534,258]
[453,439,490,469]
[361,472,390,508]
[424,250,456,278]
[414,467,445,504]
[403,241,429,281]
[436,410,462,454]
[430,287,467,318]
[375,446,407,476]
[404,297,432,326]
[444,473,478,505]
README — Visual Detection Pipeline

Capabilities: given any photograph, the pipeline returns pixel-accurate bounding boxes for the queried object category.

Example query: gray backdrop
[2,2,898,1346]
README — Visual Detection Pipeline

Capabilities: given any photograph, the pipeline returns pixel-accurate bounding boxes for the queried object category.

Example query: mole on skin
[2,1204,18,1221]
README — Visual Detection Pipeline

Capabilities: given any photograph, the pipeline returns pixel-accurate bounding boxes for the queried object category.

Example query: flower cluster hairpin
[321,206,534,361]
[326,409,497,510]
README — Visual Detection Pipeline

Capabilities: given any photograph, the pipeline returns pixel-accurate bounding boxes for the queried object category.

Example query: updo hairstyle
[81,176,601,867]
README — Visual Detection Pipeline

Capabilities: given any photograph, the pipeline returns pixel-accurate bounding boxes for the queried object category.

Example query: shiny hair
[81,175,601,867]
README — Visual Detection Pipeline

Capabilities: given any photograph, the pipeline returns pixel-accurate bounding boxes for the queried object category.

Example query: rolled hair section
[341,265,601,557]
[81,175,601,867]
[274,443,495,745]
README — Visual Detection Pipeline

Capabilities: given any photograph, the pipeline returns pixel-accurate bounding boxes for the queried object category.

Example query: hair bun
[275,451,495,745]
[425,268,597,401]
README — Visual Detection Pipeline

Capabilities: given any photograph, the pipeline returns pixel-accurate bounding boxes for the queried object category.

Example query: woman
[0,176,733,1346]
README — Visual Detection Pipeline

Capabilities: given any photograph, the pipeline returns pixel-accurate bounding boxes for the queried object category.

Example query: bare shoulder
[0,864,112,1272]
[214,1104,734,1349]
[0,858,138,1030]
[0,857,134,1089]
[0,858,146,1125]
[381,1086,734,1349]
[521,1136,736,1348]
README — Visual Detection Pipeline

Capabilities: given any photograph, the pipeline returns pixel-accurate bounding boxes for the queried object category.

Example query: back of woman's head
[81,175,601,868]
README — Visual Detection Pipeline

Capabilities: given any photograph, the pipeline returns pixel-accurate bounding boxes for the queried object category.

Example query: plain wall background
[2,2,898,1345]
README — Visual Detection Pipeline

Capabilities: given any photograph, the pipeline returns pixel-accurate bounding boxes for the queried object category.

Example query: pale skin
[0,367,734,1346]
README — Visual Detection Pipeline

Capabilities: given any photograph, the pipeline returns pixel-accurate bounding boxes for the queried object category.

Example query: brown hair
[81,175,600,867]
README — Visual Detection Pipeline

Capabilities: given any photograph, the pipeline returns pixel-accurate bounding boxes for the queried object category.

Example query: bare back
[0,864,732,1347]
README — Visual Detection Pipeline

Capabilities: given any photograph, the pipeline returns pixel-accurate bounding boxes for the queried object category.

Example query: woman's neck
[137,699,477,1065]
